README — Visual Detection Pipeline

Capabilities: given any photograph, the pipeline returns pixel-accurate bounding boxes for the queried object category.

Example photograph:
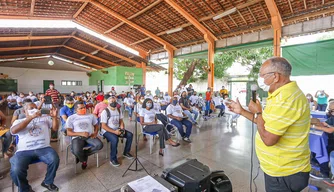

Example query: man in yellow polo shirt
[229,57,310,192]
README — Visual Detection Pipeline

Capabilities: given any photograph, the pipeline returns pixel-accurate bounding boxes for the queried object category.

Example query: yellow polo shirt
[256,81,311,177]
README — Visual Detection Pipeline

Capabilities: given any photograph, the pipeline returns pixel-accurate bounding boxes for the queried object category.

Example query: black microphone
[251,84,258,103]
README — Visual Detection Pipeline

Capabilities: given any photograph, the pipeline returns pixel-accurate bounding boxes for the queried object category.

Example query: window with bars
[61,80,82,86]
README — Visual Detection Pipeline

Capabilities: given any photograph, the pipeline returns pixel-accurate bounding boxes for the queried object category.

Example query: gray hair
[266,57,292,76]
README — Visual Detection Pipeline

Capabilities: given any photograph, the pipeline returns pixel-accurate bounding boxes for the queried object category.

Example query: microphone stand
[122,117,149,177]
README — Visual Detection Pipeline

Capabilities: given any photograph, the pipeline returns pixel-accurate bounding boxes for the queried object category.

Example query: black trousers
[144,124,170,149]
[264,172,309,192]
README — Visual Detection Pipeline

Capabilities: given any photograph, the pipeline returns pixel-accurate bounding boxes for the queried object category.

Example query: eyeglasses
[258,72,276,78]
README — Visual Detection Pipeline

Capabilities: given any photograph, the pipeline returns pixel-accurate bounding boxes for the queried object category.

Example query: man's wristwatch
[255,112,262,118]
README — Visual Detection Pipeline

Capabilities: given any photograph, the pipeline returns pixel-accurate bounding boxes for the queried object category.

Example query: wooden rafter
[0,15,72,20]
[132,0,262,45]
[0,53,54,59]
[248,7,258,22]
[73,2,89,18]
[104,0,163,34]
[0,35,72,42]
[287,0,294,13]
[90,0,176,50]
[55,53,103,69]
[303,0,307,9]
[30,0,36,16]
[201,0,215,14]
[260,3,269,20]
[72,36,140,66]
[0,45,62,52]
[237,10,248,25]
[63,45,119,66]
[228,15,239,27]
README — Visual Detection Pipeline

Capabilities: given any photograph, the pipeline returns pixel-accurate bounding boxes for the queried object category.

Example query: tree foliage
[174,46,273,84]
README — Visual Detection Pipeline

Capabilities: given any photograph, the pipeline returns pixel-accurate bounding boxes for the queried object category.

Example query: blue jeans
[125,106,133,118]
[10,147,60,192]
[2,130,12,153]
[103,130,133,161]
[171,119,192,138]
[215,105,225,116]
[8,103,20,110]
[205,101,211,116]
[183,110,198,123]
[330,151,334,176]
[318,104,328,111]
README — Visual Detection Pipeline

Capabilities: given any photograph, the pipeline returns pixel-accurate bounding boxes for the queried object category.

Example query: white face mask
[153,99,158,102]
[87,94,90,97]
[49,86,54,89]
[27,108,38,116]
[257,76,271,92]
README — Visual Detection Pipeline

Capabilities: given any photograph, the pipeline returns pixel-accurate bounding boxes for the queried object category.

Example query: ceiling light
[213,7,237,20]
[48,60,54,66]
[166,27,183,34]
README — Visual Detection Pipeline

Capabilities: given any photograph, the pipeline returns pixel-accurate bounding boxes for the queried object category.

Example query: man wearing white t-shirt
[7,92,19,109]
[35,93,53,110]
[16,92,26,108]
[124,94,135,121]
[212,92,225,117]
[66,101,103,170]
[101,96,133,167]
[189,91,199,106]
[10,103,60,192]
[166,96,193,143]
[26,91,37,102]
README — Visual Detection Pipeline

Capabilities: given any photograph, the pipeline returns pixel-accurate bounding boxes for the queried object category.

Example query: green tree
[173,46,273,85]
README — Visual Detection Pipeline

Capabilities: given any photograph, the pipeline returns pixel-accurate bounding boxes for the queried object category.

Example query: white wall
[0,67,95,94]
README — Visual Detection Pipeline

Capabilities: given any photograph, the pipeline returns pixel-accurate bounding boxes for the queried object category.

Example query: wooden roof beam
[55,53,103,69]
[72,36,140,66]
[132,0,261,45]
[30,0,36,16]
[73,2,89,19]
[0,53,54,59]
[89,0,176,50]
[164,0,217,41]
[0,35,72,42]
[0,45,62,52]
[63,45,119,66]
[265,0,283,29]
[104,0,163,34]
[0,15,72,20]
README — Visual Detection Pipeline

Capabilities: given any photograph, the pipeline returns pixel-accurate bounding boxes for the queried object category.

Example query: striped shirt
[256,81,311,177]
[45,89,59,103]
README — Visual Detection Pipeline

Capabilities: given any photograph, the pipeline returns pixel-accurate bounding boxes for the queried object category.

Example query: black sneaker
[81,161,87,170]
[310,169,329,180]
[182,137,192,143]
[123,153,134,159]
[110,160,120,167]
[41,182,59,191]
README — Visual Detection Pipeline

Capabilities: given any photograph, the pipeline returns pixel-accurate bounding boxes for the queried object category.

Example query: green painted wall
[89,66,143,86]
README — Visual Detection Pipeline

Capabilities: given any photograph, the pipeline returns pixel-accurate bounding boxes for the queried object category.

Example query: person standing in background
[45,83,60,142]
[140,84,146,96]
[155,87,160,97]
[204,87,212,118]
[315,90,329,111]
[219,86,229,97]
[306,93,318,111]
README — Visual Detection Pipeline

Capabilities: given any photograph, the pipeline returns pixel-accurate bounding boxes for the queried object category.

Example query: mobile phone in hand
[41,108,50,115]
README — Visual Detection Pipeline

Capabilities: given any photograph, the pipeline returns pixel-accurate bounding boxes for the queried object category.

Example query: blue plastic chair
[139,124,158,154]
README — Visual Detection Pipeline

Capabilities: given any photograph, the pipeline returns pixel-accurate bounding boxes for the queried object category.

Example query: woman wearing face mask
[140,98,180,156]
[124,92,135,121]
[84,91,94,113]
[60,96,75,133]
[134,96,147,141]
[306,93,317,111]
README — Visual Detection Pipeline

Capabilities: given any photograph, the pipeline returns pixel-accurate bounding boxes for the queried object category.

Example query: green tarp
[282,39,334,76]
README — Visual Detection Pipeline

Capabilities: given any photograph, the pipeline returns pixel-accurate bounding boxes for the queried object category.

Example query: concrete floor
[0,111,331,192]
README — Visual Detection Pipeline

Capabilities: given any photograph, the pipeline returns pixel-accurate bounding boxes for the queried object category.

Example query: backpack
[100,107,121,132]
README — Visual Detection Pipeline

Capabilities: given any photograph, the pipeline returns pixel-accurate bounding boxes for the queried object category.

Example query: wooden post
[205,34,215,91]
[165,46,174,96]
[265,0,283,57]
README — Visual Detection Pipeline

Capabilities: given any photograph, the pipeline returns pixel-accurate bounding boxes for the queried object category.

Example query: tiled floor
[0,112,331,192]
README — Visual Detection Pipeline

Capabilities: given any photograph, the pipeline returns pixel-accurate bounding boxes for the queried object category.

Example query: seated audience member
[101,96,133,167]
[66,101,103,170]
[26,91,37,102]
[0,110,12,158]
[110,87,117,96]
[144,91,153,100]
[96,91,104,103]
[179,91,198,125]
[124,93,135,121]
[11,99,33,124]
[93,95,110,122]
[212,92,225,117]
[134,95,147,141]
[153,96,167,126]
[222,94,239,121]
[196,93,206,115]
[311,101,334,181]
[10,103,59,192]
[306,93,318,111]
[35,93,53,110]
[167,96,193,143]
[219,86,229,97]
[189,91,199,106]
[60,96,75,133]
[161,92,170,111]
[315,90,329,111]
[187,84,194,98]
[84,91,94,113]
[16,92,26,108]
[7,92,19,110]
[140,98,179,156]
